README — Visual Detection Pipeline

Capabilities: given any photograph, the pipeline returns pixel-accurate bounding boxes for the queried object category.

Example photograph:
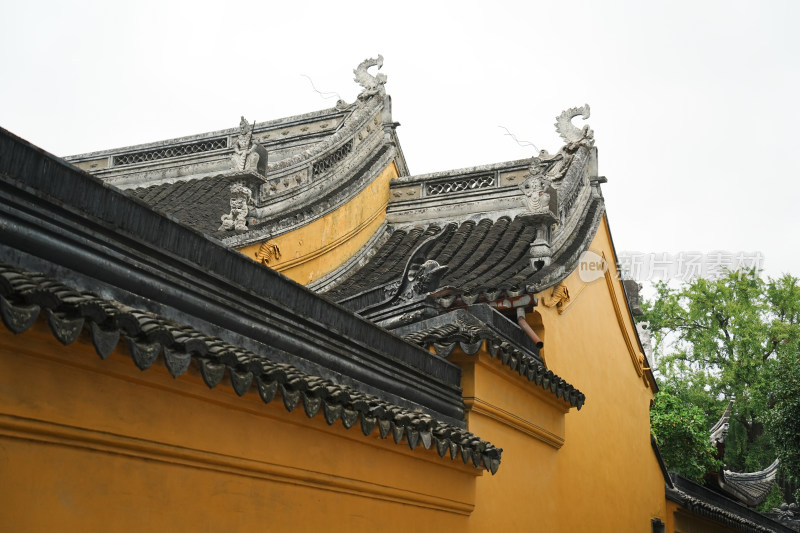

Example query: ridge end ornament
[520,163,558,271]
[519,174,557,216]
[353,55,387,100]
[555,104,594,149]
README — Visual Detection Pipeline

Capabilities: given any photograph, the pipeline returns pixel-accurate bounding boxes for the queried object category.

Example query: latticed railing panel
[312,139,354,176]
[426,175,495,196]
[113,138,228,166]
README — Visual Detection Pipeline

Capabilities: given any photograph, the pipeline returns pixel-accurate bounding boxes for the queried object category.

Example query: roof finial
[353,55,387,100]
[555,104,594,149]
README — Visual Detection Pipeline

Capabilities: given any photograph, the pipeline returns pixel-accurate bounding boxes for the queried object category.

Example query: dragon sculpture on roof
[555,104,594,149]
[524,104,596,184]
[353,55,387,99]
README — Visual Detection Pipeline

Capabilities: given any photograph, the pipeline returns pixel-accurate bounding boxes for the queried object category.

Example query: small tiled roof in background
[722,460,781,508]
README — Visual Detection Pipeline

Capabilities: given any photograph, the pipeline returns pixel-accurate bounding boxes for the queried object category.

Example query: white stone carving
[231,117,267,175]
[353,55,387,99]
[519,175,552,214]
[555,104,594,149]
[219,183,253,231]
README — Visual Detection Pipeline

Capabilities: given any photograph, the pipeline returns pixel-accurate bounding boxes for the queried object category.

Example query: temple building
[0,56,793,532]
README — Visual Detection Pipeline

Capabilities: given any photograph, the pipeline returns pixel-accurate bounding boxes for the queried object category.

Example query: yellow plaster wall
[0,319,477,532]
[360,215,668,532]
[453,353,565,532]
[432,216,666,532]
[456,353,568,449]
[237,162,398,285]
[0,215,673,532]
[533,215,667,530]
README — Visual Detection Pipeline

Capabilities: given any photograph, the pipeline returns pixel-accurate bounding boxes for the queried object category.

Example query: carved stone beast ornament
[401,259,449,301]
[219,183,253,231]
[358,236,454,330]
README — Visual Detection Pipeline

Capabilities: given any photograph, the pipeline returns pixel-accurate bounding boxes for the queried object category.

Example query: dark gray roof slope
[129,175,231,236]
[129,144,394,240]
[721,460,781,508]
[326,197,603,310]
[0,260,501,473]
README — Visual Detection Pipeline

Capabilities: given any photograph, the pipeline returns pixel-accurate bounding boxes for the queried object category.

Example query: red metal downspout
[516,307,543,349]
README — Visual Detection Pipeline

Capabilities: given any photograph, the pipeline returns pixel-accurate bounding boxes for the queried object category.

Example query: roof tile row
[404,321,585,410]
[0,261,502,473]
[326,217,536,303]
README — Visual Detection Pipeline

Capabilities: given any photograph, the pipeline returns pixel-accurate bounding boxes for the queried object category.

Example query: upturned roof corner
[331,104,607,328]
[705,400,782,509]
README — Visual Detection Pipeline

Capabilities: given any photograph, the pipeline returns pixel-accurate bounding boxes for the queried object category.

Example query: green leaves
[764,351,800,501]
[643,270,800,497]
[651,387,721,482]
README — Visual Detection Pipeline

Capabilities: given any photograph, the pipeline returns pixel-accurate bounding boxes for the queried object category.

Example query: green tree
[650,386,720,482]
[643,270,800,499]
[764,350,800,502]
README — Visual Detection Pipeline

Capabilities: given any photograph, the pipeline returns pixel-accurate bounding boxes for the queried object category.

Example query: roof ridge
[64,103,353,161]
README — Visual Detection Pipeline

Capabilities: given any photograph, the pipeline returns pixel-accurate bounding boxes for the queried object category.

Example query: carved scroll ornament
[542,282,570,310]
[255,241,281,265]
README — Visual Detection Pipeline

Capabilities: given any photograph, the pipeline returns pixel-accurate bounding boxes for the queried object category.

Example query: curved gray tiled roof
[325,197,603,308]
[721,460,781,508]
[67,90,406,248]
[315,117,602,413]
[129,176,233,236]
[708,403,782,508]
[0,261,502,474]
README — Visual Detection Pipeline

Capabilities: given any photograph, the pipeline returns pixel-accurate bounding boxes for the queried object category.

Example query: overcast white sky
[2,0,798,280]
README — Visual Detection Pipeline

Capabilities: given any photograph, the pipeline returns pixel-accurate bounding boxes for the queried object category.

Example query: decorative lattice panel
[426,175,495,196]
[312,139,354,176]
[113,138,228,166]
